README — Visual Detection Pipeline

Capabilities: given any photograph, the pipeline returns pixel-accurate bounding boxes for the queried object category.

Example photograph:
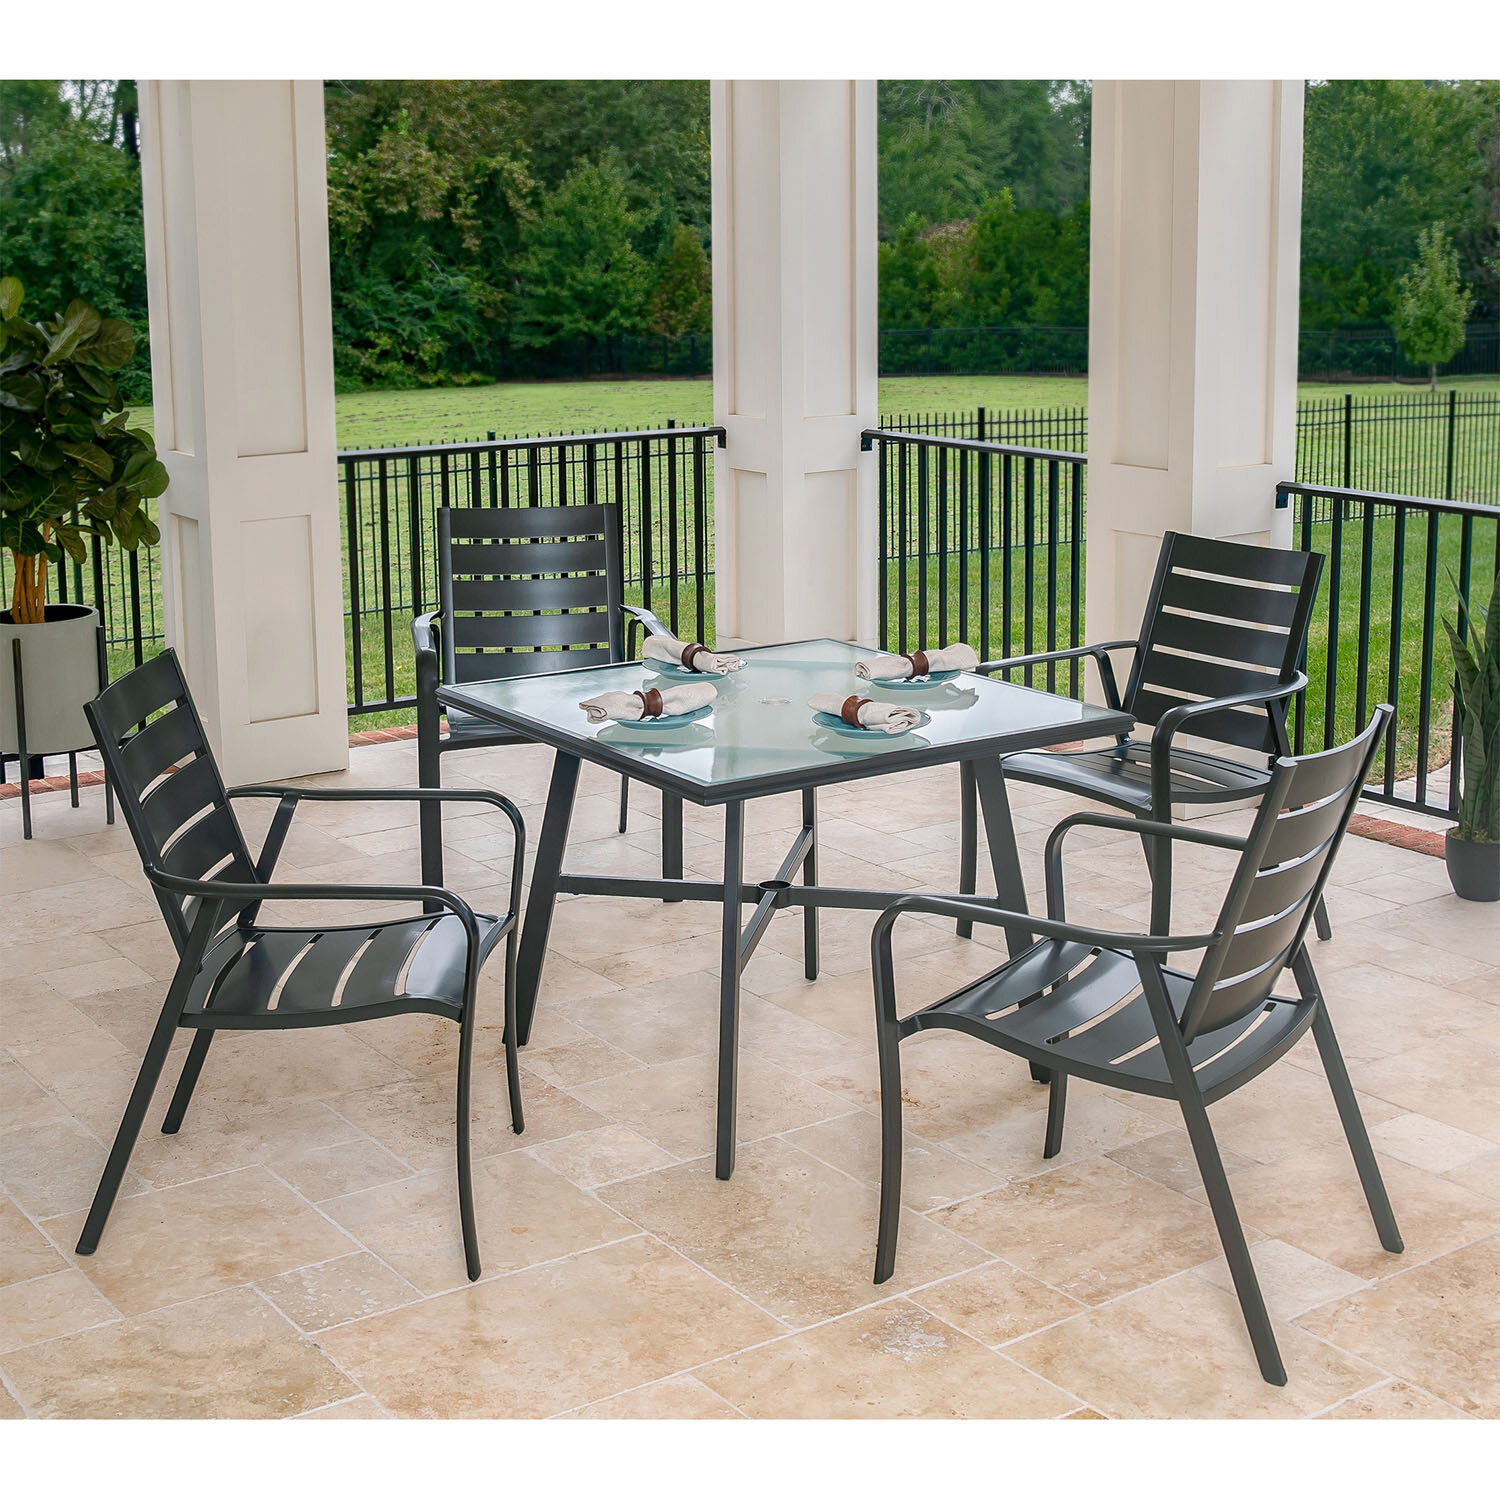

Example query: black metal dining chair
[872,707,1401,1386]
[412,502,671,886]
[76,650,525,1282]
[959,531,1327,939]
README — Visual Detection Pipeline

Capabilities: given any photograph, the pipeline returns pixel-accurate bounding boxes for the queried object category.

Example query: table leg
[957,760,978,939]
[514,751,581,1048]
[973,757,1050,1084]
[716,799,745,1180]
[801,788,819,981]
[661,790,684,902]
[972,757,1033,958]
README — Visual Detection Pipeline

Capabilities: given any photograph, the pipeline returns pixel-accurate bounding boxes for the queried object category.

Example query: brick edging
[2,726,1452,861]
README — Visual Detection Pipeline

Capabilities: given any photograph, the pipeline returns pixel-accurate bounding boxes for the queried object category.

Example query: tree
[1394,224,1475,389]
[0,81,148,400]
[647,224,711,338]
[511,160,652,357]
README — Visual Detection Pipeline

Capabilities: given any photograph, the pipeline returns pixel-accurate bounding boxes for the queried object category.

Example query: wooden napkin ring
[902,649,931,678]
[635,688,665,718]
[840,695,871,727]
[681,642,706,670]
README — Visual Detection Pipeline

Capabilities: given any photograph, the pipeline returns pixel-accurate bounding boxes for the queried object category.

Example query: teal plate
[812,709,931,738]
[864,668,961,690]
[596,704,713,730]
[645,657,745,679]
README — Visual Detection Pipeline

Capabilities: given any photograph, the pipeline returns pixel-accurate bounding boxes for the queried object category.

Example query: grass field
[127,370,1499,449]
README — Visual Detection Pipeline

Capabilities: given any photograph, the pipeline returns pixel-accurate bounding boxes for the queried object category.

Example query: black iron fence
[340,424,724,717]
[1280,482,1500,819]
[863,428,1088,693]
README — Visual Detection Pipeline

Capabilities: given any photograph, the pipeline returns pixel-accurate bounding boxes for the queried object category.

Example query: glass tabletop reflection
[440,638,1129,800]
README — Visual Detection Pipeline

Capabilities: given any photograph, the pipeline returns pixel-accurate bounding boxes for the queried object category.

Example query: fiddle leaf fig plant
[0,277,166,624]
[1444,565,1500,844]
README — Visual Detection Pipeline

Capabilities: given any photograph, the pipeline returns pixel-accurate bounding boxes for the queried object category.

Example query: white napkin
[643,633,741,675]
[854,642,979,681]
[580,681,717,723]
[809,692,922,734]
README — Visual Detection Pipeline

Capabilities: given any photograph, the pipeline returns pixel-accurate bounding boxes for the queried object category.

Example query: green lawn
[126,370,1499,449]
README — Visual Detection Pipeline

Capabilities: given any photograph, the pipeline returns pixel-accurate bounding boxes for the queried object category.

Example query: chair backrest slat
[437,502,624,687]
[1123,532,1323,756]
[84,650,258,953]
[1181,707,1391,1041]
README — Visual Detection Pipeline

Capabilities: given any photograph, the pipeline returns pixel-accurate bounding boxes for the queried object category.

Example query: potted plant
[1,277,165,775]
[1443,565,1500,901]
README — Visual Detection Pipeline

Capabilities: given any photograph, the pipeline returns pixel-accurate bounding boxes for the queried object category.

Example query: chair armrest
[1148,671,1307,812]
[411,610,441,659]
[1042,810,1247,921]
[977,641,1137,710]
[621,603,670,663]
[226,785,525,914]
[873,892,1219,959]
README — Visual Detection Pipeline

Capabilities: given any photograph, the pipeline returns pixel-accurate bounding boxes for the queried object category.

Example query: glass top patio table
[440,638,1132,804]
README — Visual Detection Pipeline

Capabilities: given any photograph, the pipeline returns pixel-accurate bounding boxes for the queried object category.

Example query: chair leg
[1313,895,1333,942]
[69,751,80,807]
[1139,960,1285,1385]
[456,1008,480,1283]
[1299,957,1402,1252]
[416,737,445,904]
[76,964,199,1255]
[160,1030,214,1134]
[1144,825,1173,936]
[873,1015,905,1286]
[957,760,978,939]
[1043,1071,1068,1159]
[503,926,524,1136]
[618,774,630,833]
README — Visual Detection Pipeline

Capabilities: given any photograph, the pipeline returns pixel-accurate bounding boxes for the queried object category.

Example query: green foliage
[1445,566,1500,843]
[0,280,164,621]
[1394,225,1475,389]
[647,224,711,338]
[1301,80,1499,329]
[512,160,652,349]
[0,81,149,403]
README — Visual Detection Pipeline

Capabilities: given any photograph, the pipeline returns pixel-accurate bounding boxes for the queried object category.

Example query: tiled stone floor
[2,737,1497,1419]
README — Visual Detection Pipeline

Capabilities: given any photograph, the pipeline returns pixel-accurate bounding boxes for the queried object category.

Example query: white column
[711,80,880,647]
[139,80,348,783]
[1086,80,1304,644]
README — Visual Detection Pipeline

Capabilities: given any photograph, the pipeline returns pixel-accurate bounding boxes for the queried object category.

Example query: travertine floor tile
[269,1135,414,1202]
[909,1261,1086,1347]
[699,1299,1076,1418]
[294,1395,388,1419]
[600,1137,987,1327]
[1105,1128,1255,1196]
[0,1287,355,1418]
[1190,1238,1370,1321]
[1349,1033,1500,1146]
[0,1269,117,1352]
[0,1117,147,1219]
[1213,1145,1500,1280]
[571,1051,847,1160]
[321,1150,635,1295]
[1296,1235,1500,1417]
[784,1109,1002,1211]
[933,1158,1229,1306]
[1444,1149,1500,1202]
[1318,1381,1472,1419]
[1367,1112,1498,1174]
[560,1373,744,1419]
[943,1089,1164,1181]
[0,1061,66,1133]
[526,1124,676,1191]
[1009,1273,1382,1419]
[318,1236,782,1418]
[0,1196,64,1287]
[46,1166,355,1316]
[257,1251,418,1332]
[330,1067,599,1171]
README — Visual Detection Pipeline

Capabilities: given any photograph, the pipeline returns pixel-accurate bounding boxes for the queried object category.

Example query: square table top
[439,638,1132,805]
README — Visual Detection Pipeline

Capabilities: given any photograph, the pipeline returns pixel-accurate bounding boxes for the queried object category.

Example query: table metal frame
[437,641,1132,1178]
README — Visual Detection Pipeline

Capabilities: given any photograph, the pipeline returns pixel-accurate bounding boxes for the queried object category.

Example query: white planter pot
[0,604,102,757]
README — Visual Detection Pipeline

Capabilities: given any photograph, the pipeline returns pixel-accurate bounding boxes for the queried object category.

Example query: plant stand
[1,624,116,840]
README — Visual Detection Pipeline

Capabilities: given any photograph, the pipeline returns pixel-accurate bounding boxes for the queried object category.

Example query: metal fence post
[1444,387,1457,501]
